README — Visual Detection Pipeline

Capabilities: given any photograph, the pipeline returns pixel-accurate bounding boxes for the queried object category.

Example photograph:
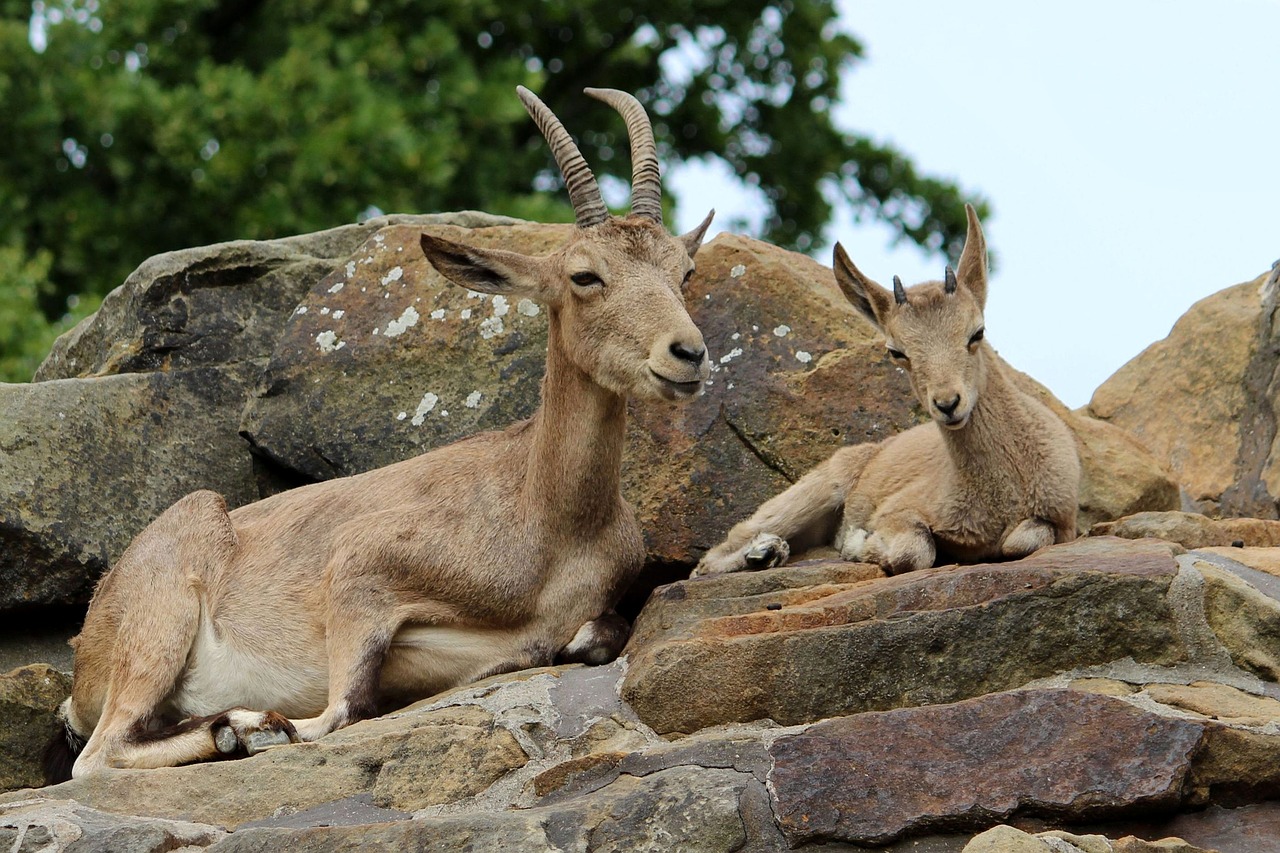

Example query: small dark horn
[944,266,958,294]
[585,87,663,223]
[516,86,609,228]
[893,275,907,305]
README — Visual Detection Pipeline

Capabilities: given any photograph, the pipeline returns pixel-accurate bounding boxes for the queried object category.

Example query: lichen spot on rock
[796,351,812,364]
[492,295,510,317]
[719,347,743,365]
[381,266,404,286]
[315,330,345,353]
[383,306,420,338]
[411,392,439,426]
[480,316,505,339]
[465,391,482,408]
[731,264,746,278]
[328,281,345,294]
[774,324,791,337]
[517,299,540,317]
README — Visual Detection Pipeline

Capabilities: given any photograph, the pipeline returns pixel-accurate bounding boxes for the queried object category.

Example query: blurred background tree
[0,0,986,382]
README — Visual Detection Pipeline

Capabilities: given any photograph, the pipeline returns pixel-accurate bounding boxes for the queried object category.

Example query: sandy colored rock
[1092,511,1280,549]
[1144,681,1280,726]
[0,665,71,792]
[1197,546,1280,578]
[1088,274,1265,511]
[963,825,1056,852]
[623,538,1185,734]
[1197,560,1280,681]
[11,705,525,828]
[1111,838,1216,853]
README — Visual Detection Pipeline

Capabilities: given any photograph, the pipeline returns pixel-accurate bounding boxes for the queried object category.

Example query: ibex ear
[954,203,988,309]
[679,209,715,257]
[420,233,549,301]
[833,243,894,332]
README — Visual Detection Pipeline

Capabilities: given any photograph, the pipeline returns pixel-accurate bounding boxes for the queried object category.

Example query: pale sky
[672,0,1280,409]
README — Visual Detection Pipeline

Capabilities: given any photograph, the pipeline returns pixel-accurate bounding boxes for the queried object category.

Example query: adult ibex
[695,205,1078,577]
[49,87,715,779]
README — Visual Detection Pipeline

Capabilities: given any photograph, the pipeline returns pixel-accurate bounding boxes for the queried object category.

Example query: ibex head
[420,87,715,402]
[833,204,990,429]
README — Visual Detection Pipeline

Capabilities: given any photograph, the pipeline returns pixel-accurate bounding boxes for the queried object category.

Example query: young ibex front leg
[692,445,874,577]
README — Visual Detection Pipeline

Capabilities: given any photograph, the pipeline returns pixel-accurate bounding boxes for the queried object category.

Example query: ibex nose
[934,395,961,416]
[669,340,707,365]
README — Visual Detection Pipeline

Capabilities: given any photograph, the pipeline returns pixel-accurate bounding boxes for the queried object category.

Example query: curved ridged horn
[893,275,907,305]
[944,266,958,294]
[584,87,663,223]
[516,86,609,228]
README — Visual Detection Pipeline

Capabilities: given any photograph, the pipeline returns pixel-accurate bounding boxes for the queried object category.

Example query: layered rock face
[6,539,1280,851]
[1089,262,1280,517]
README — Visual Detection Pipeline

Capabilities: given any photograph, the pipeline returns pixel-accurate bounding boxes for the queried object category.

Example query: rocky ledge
[5,535,1280,851]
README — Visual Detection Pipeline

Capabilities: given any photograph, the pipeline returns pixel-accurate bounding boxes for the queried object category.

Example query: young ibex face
[421,87,714,402]
[834,204,990,429]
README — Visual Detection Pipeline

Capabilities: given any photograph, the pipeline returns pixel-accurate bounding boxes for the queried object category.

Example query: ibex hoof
[744,533,790,570]
[213,710,298,756]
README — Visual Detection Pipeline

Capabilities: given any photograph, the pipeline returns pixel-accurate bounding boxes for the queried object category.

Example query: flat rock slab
[1,797,225,853]
[768,688,1204,847]
[622,538,1186,734]
[1093,511,1280,549]
[9,704,527,829]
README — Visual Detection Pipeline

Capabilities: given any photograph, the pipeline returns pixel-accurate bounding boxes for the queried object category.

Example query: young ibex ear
[680,209,716,257]
[420,233,550,303]
[954,203,988,308]
[833,243,895,332]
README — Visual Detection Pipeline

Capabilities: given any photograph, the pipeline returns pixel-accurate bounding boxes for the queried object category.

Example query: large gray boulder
[0,214,514,615]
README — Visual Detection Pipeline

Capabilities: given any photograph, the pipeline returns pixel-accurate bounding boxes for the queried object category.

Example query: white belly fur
[167,618,330,720]
[380,625,523,698]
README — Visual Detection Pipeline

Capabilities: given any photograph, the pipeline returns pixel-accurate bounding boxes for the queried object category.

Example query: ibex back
[49,86,715,779]
[695,205,1079,577]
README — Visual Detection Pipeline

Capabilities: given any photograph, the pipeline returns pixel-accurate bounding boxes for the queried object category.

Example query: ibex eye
[968,328,985,346]
[571,271,603,287]
[682,268,695,286]
[887,347,908,361]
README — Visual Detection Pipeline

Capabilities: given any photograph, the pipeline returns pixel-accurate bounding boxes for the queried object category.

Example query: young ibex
[49,87,715,779]
[695,205,1079,577]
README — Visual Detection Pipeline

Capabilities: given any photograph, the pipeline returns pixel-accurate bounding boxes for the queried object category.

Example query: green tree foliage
[0,0,986,382]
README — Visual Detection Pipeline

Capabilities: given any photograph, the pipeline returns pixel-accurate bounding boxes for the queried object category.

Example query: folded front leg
[863,511,936,575]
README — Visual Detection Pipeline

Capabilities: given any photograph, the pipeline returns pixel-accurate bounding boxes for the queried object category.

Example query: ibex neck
[939,348,1033,465]
[523,316,627,527]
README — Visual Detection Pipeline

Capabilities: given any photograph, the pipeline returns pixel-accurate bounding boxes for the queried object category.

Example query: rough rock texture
[622,538,1187,734]
[0,366,261,612]
[963,825,1216,853]
[0,666,71,791]
[7,535,1280,849]
[1092,510,1280,549]
[1,798,225,853]
[769,689,1202,846]
[2,213,508,615]
[1089,264,1280,517]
